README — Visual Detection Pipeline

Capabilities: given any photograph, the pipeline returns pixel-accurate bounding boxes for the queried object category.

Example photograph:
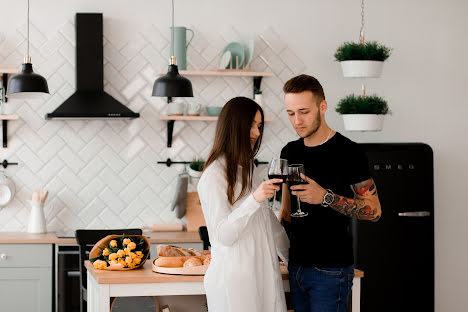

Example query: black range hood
[46,13,139,119]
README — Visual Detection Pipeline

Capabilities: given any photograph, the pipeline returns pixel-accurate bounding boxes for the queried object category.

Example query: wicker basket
[89,234,150,271]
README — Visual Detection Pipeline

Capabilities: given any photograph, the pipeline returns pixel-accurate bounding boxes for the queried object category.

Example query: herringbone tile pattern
[0,20,305,232]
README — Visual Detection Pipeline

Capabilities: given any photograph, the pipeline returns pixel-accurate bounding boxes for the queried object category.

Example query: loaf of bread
[157,244,211,257]
[153,255,211,268]
[183,257,203,267]
[154,255,211,268]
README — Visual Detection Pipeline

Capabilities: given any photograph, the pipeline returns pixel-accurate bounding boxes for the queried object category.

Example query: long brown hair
[204,97,264,205]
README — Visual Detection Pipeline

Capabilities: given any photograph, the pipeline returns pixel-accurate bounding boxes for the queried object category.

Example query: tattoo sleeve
[329,179,381,222]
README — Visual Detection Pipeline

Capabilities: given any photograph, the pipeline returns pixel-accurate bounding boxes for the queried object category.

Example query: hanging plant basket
[334,41,391,78]
[342,114,385,131]
[340,60,384,78]
[336,94,390,132]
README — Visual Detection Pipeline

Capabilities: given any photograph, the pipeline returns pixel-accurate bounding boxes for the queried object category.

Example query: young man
[279,74,382,312]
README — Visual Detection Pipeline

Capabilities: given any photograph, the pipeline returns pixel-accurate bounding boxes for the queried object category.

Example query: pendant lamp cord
[171,0,174,57]
[27,0,30,57]
[359,0,365,43]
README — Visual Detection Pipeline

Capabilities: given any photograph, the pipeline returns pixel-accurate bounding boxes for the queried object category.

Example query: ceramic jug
[170,26,194,70]
[27,200,47,233]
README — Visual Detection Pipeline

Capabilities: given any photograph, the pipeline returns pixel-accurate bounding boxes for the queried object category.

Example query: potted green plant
[335,94,390,131]
[188,158,204,179]
[334,41,391,78]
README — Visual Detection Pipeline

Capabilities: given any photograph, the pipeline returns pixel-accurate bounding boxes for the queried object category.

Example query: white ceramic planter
[340,60,384,78]
[342,114,385,131]
[187,167,203,178]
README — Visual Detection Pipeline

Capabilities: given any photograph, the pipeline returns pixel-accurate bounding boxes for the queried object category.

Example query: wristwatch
[321,189,335,207]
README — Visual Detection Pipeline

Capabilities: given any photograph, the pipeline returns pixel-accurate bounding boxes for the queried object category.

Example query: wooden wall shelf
[158,70,274,77]
[159,115,274,122]
[157,69,275,147]
[159,115,274,147]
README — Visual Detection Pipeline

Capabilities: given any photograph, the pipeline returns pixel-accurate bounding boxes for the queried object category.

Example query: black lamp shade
[152,64,193,98]
[7,63,49,95]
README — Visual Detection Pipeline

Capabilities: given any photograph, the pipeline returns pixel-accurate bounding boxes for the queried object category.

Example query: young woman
[197,97,290,312]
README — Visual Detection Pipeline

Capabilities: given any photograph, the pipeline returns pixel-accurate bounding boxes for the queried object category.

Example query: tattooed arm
[290,176,382,222]
[329,178,382,222]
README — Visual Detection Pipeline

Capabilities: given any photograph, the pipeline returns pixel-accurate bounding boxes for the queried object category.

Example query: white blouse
[197,158,290,312]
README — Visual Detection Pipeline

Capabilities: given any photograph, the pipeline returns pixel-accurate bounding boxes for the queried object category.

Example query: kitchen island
[85,260,364,312]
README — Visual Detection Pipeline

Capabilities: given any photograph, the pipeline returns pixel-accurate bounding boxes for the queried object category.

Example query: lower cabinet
[0,244,53,312]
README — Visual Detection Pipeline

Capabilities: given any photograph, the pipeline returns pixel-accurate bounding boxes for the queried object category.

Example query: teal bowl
[206,106,223,116]
[222,42,245,69]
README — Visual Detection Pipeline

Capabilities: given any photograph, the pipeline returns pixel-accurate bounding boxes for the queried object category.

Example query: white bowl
[0,175,15,207]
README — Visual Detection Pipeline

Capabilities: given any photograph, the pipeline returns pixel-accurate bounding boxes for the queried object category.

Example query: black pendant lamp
[152,0,193,98]
[7,0,49,97]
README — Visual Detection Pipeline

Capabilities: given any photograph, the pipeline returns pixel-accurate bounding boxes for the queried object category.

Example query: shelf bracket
[2,120,8,148]
[2,74,8,103]
[167,120,175,148]
[165,97,175,147]
[253,76,263,97]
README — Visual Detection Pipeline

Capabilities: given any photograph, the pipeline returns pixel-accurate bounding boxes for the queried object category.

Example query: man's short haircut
[283,74,325,105]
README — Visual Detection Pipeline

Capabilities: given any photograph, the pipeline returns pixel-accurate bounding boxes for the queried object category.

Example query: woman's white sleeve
[268,209,290,265]
[198,171,261,247]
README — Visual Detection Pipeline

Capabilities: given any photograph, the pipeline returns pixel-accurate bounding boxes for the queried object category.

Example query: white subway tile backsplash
[57,146,86,173]
[98,146,127,172]
[57,167,85,194]
[98,187,126,214]
[121,75,146,100]
[104,63,127,90]
[78,177,105,206]
[78,197,106,225]
[0,21,301,231]
[121,56,147,81]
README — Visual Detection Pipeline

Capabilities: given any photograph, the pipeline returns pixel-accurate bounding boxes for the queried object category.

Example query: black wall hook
[157,158,267,167]
[1,160,18,169]
[157,158,191,167]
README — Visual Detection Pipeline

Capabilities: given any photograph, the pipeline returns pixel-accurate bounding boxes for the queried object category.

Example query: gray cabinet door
[0,267,52,312]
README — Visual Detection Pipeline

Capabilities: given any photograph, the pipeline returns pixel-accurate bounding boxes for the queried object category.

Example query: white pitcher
[27,200,47,234]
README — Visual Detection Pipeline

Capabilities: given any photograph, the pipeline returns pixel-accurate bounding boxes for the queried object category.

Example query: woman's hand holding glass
[253,179,283,203]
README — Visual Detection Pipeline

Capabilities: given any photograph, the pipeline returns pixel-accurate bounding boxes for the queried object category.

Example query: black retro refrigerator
[353,143,434,312]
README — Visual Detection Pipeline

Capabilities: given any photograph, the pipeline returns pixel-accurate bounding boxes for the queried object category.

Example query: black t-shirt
[280,132,370,267]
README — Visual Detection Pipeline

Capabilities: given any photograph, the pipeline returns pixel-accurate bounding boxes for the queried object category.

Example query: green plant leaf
[334,41,391,61]
[189,158,205,171]
[335,94,390,115]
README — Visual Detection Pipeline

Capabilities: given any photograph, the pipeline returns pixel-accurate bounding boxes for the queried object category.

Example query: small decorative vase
[254,93,264,108]
[27,201,47,233]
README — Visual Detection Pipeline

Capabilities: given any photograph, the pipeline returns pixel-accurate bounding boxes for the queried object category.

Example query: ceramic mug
[187,103,201,116]
[167,102,185,116]
[170,26,194,70]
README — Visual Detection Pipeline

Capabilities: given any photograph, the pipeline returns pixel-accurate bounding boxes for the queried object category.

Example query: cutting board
[152,258,208,275]
[185,192,206,232]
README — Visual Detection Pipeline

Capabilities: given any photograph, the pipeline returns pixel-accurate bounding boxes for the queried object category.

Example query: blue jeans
[288,264,354,312]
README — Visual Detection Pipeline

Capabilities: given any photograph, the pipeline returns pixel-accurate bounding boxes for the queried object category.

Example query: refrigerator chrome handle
[398,211,431,217]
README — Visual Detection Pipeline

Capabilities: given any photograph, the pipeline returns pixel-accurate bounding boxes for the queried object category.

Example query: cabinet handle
[0,253,7,260]
[398,211,431,217]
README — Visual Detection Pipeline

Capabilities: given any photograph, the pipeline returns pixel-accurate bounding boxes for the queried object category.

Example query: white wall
[0,0,467,310]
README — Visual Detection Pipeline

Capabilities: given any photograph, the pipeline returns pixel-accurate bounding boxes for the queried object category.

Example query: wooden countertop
[85,260,363,285]
[0,231,202,244]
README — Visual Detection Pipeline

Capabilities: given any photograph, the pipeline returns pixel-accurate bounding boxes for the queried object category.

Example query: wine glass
[267,158,288,210]
[287,164,308,217]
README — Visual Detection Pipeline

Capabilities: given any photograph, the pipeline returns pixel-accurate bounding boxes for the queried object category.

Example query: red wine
[287,180,307,191]
[268,174,287,186]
